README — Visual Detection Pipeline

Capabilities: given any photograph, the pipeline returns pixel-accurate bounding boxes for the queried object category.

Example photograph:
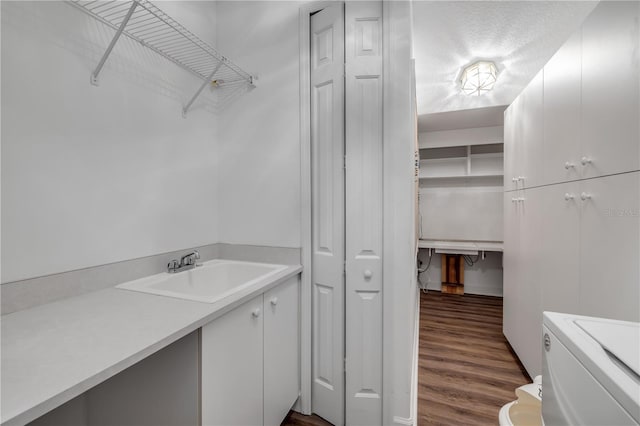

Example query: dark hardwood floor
[283,291,529,426]
[282,411,333,426]
[418,291,530,425]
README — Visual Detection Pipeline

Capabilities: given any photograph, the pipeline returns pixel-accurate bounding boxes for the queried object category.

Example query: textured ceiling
[412,1,598,116]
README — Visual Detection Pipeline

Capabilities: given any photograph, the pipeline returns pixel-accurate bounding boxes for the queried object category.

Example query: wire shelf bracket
[68,0,256,116]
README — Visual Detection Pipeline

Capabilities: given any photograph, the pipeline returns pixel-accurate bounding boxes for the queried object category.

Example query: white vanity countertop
[1,264,302,426]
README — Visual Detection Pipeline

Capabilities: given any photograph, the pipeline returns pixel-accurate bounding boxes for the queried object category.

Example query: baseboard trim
[393,415,414,425]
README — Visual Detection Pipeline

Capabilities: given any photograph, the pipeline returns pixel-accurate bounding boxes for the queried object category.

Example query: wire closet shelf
[68,0,255,116]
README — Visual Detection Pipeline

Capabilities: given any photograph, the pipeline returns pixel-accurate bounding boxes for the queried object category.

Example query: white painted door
[201,295,263,426]
[310,5,345,426]
[344,2,383,425]
[264,277,300,426]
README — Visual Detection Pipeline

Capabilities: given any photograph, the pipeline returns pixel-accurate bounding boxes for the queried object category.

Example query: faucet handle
[167,259,179,272]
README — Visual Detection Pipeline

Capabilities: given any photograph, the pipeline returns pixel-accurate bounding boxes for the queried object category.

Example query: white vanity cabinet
[201,294,264,426]
[201,276,300,426]
[263,278,300,426]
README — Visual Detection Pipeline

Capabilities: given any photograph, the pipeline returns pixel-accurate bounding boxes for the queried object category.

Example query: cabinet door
[521,70,544,189]
[542,31,582,185]
[581,2,640,178]
[201,295,264,426]
[264,277,300,426]
[503,104,516,190]
[517,187,543,377]
[579,172,640,322]
[539,182,580,315]
[504,97,523,191]
[502,192,521,345]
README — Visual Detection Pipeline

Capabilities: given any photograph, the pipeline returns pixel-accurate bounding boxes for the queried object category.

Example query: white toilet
[498,375,543,426]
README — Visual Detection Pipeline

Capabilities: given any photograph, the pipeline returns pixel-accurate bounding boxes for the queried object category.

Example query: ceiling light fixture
[460,61,498,96]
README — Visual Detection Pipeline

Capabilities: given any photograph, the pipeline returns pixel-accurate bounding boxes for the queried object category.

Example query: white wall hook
[580,192,592,201]
[564,161,575,169]
[581,156,592,166]
[564,193,575,201]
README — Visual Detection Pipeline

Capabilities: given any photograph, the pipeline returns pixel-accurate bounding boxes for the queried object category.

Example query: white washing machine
[542,312,640,425]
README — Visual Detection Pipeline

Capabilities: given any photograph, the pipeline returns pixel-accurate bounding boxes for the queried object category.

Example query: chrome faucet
[168,250,201,273]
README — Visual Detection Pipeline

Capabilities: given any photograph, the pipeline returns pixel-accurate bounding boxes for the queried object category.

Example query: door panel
[201,295,263,426]
[579,172,640,322]
[521,70,544,189]
[502,193,520,346]
[543,32,582,185]
[310,5,345,426]
[539,182,580,315]
[581,2,640,178]
[345,3,383,423]
[264,278,300,426]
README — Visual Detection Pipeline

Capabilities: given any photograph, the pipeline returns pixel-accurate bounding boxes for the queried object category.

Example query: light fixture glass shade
[460,61,498,96]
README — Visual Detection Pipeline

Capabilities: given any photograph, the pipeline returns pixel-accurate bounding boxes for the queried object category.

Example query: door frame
[298,1,338,415]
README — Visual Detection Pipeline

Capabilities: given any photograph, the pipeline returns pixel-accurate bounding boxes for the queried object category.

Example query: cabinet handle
[564,193,575,201]
[517,176,525,181]
[564,162,575,169]
[512,177,518,183]
[252,308,261,318]
[580,192,592,201]
[518,197,525,203]
[364,269,373,279]
[511,198,518,203]
[270,297,278,306]
[581,156,592,166]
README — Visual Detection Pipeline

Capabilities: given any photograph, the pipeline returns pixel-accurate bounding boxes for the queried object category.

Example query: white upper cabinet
[543,32,582,185]
[504,95,524,191]
[581,1,640,178]
[521,70,544,189]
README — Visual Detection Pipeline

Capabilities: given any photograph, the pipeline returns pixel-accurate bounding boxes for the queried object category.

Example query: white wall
[216,1,303,248]
[382,1,420,424]
[1,1,219,283]
[416,251,504,296]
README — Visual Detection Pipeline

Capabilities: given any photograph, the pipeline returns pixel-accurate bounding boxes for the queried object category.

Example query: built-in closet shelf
[418,239,504,255]
[419,143,504,185]
[68,0,255,117]
[419,173,503,181]
[418,126,504,150]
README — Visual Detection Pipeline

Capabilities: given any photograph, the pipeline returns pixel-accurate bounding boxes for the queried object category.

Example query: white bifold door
[310,5,346,426]
[310,2,383,425]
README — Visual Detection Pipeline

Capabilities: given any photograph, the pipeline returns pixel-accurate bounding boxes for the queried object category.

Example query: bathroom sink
[116,259,288,303]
